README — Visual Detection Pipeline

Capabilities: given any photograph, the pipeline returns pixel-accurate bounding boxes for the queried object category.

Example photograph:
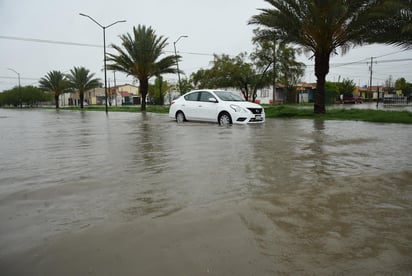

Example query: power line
[0,75,38,81]
[303,57,412,68]
[0,35,102,48]
[2,34,409,62]
[0,35,214,57]
[375,58,412,64]
[375,49,408,58]
[330,58,370,68]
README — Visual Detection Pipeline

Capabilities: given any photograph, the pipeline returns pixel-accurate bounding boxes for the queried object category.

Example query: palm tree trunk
[55,94,59,108]
[80,91,84,108]
[314,51,330,114]
[140,78,148,111]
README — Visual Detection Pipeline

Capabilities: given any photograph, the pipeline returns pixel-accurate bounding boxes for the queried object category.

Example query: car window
[184,92,200,101]
[214,91,244,101]
[199,91,215,102]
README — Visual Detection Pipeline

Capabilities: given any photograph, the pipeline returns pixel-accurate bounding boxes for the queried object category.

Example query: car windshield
[214,91,244,101]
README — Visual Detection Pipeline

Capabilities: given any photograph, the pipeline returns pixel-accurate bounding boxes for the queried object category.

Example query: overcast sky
[1,0,411,92]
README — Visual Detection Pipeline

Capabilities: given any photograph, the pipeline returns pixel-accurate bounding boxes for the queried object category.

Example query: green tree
[107,25,178,111]
[394,77,412,96]
[338,78,356,97]
[250,0,406,114]
[250,35,277,102]
[404,83,412,97]
[0,86,51,107]
[191,68,213,88]
[251,28,305,103]
[0,87,19,106]
[325,81,339,104]
[39,70,69,108]
[190,53,259,101]
[277,44,305,102]
[21,86,51,106]
[179,77,194,94]
[66,67,101,108]
[395,77,407,91]
[251,28,277,78]
[149,76,171,105]
[384,75,396,94]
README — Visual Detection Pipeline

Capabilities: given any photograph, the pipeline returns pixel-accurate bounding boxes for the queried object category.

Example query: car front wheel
[176,111,186,123]
[218,112,232,126]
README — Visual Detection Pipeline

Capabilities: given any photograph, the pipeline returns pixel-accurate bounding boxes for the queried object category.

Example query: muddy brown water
[0,109,411,275]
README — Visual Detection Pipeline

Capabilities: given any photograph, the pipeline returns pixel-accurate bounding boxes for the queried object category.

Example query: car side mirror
[209,98,217,103]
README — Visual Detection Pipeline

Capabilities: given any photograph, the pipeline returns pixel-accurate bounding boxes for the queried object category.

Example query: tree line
[0,86,51,107]
[0,67,101,108]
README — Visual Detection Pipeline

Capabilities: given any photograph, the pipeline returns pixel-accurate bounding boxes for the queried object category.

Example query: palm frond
[107,25,177,80]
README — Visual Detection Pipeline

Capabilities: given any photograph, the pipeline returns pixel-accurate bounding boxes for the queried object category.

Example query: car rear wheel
[218,112,232,126]
[176,111,186,123]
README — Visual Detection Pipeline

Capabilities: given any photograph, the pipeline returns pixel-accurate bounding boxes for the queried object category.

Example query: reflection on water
[0,109,411,273]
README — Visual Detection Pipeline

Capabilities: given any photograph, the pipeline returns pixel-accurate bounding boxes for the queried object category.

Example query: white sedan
[169,90,265,125]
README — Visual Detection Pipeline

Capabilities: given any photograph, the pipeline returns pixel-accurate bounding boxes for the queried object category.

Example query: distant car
[169,89,265,125]
[342,94,363,104]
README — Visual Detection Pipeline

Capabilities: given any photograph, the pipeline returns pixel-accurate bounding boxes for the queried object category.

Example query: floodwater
[0,109,411,275]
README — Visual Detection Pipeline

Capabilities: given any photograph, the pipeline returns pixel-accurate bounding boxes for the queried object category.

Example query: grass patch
[264,105,314,118]
[264,105,412,124]
[60,105,169,113]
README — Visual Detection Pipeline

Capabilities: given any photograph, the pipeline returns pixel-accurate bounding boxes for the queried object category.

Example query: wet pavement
[0,109,411,275]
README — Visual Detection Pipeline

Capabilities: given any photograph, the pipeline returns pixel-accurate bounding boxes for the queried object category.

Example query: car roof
[186,89,232,94]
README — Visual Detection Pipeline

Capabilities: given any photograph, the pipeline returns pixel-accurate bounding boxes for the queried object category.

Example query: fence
[383,96,412,106]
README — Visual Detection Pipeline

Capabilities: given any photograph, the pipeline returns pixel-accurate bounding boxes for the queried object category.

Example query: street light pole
[8,68,21,107]
[173,35,188,95]
[79,13,126,114]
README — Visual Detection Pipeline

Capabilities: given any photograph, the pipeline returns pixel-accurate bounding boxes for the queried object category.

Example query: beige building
[59,84,140,106]
[110,84,140,106]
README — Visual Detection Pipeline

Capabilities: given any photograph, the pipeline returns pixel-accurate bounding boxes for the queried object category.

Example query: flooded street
[0,109,411,275]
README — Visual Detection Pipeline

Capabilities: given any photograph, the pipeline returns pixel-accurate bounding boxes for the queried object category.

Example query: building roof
[111,83,139,89]
[358,85,383,92]
[119,91,132,97]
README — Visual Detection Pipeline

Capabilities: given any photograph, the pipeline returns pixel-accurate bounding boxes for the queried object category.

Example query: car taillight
[170,101,175,105]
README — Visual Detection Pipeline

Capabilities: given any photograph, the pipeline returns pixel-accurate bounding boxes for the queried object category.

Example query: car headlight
[230,104,246,112]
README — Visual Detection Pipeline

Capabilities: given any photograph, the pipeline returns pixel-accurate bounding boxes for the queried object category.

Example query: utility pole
[7,68,21,108]
[368,57,377,102]
[173,35,188,95]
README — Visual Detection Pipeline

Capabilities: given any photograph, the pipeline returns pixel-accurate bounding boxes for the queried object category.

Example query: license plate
[255,115,262,120]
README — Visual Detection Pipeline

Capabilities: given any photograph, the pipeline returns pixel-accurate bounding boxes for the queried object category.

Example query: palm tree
[360,0,411,48]
[66,67,101,108]
[106,25,179,111]
[39,70,69,108]
[250,0,406,114]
